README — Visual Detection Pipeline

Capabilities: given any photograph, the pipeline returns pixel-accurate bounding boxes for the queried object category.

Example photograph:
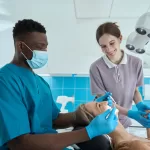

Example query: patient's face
[84,101,118,117]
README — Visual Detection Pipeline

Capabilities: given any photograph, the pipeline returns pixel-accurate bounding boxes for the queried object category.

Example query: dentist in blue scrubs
[0,19,118,150]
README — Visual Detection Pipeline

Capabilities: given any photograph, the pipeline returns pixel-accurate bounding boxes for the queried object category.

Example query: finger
[113,114,118,121]
[109,120,118,133]
[139,111,147,115]
[96,93,110,102]
[107,108,117,121]
[101,109,111,116]
[140,116,150,123]
[146,106,150,110]
[107,97,113,106]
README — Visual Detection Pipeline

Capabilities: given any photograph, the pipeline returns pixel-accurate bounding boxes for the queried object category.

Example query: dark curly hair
[13,19,46,40]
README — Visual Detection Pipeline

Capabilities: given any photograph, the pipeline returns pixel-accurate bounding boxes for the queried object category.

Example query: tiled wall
[42,76,94,112]
[42,76,150,112]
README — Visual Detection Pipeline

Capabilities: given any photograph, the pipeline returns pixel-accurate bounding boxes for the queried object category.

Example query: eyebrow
[109,40,115,43]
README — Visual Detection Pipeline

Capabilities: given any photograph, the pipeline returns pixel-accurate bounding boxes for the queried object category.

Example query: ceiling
[74,0,150,19]
[0,0,150,70]
[1,0,150,21]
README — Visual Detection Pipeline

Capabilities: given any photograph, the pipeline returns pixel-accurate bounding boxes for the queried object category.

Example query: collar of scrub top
[102,50,127,68]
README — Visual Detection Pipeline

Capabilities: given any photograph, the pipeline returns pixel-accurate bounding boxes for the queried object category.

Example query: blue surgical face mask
[21,43,48,69]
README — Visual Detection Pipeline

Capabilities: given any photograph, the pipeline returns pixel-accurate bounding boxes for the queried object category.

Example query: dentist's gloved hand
[127,110,150,128]
[136,101,150,112]
[96,92,113,106]
[86,108,118,139]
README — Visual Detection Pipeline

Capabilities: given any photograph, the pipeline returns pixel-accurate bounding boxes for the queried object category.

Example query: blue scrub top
[0,64,60,149]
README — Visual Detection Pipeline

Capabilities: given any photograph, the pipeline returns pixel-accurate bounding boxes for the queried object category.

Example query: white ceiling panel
[74,0,113,18]
[110,0,150,18]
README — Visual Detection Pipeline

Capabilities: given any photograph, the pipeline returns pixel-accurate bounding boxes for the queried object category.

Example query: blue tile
[75,89,87,101]
[87,77,90,89]
[65,102,75,112]
[63,89,74,97]
[63,77,75,89]
[75,77,88,88]
[52,77,63,88]
[51,89,62,101]
[55,103,62,110]
[75,101,85,109]
[49,77,52,87]
[41,76,51,86]
[87,89,95,102]
[144,78,150,84]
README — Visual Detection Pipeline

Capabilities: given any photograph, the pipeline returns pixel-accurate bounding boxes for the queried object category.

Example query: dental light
[126,12,150,56]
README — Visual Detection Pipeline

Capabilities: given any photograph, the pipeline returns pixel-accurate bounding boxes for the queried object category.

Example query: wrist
[136,101,143,110]
[136,101,143,105]
[115,104,128,116]
[85,125,93,140]
[127,110,133,118]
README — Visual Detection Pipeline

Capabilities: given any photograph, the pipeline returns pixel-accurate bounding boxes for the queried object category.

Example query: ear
[16,41,23,52]
[119,35,122,43]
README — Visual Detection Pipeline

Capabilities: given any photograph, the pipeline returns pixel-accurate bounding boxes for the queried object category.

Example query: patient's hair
[96,22,121,43]
[13,19,46,40]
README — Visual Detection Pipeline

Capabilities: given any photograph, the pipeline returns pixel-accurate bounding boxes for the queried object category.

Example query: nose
[105,45,113,52]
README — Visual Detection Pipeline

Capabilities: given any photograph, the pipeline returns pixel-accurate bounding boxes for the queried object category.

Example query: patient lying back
[82,101,150,150]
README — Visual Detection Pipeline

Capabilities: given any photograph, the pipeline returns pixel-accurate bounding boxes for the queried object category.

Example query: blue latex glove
[86,108,118,139]
[136,101,150,112]
[96,92,113,106]
[127,110,150,128]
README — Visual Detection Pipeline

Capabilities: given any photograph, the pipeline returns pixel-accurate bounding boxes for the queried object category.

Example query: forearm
[8,128,89,150]
[53,113,76,129]
[133,88,142,104]
[115,104,128,116]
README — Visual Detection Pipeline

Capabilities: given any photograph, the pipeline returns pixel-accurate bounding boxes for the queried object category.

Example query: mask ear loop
[21,42,33,60]
[21,52,28,59]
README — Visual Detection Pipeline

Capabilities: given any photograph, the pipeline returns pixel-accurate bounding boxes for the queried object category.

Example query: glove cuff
[136,101,143,109]
[127,110,133,118]
[85,126,93,139]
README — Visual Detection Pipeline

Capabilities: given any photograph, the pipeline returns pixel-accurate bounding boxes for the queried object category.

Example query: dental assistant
[90,22,150,129]
[0,19,118,150]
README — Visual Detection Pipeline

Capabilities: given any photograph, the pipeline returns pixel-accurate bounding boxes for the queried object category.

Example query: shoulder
[90,57,104,72]
[0,64,20,86]
[37,75,50,88]
[127,54,142,66]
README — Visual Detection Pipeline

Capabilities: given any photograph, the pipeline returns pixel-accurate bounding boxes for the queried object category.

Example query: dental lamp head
[126,31,149,54]
[135,12,150,37]
[126,12,150,55]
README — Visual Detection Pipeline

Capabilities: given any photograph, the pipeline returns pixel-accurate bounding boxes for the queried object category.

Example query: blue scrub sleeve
[0,77,30,147]
[49,89,60,120]
[39,77,60,120]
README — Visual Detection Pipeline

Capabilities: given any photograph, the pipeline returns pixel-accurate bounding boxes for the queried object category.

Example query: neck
[108,122,133,147]
[11,55,32,72]
[109,50,123,64]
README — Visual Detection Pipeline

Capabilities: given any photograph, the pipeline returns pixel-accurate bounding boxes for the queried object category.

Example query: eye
[110,43,114,45]
[101,45,106,48]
